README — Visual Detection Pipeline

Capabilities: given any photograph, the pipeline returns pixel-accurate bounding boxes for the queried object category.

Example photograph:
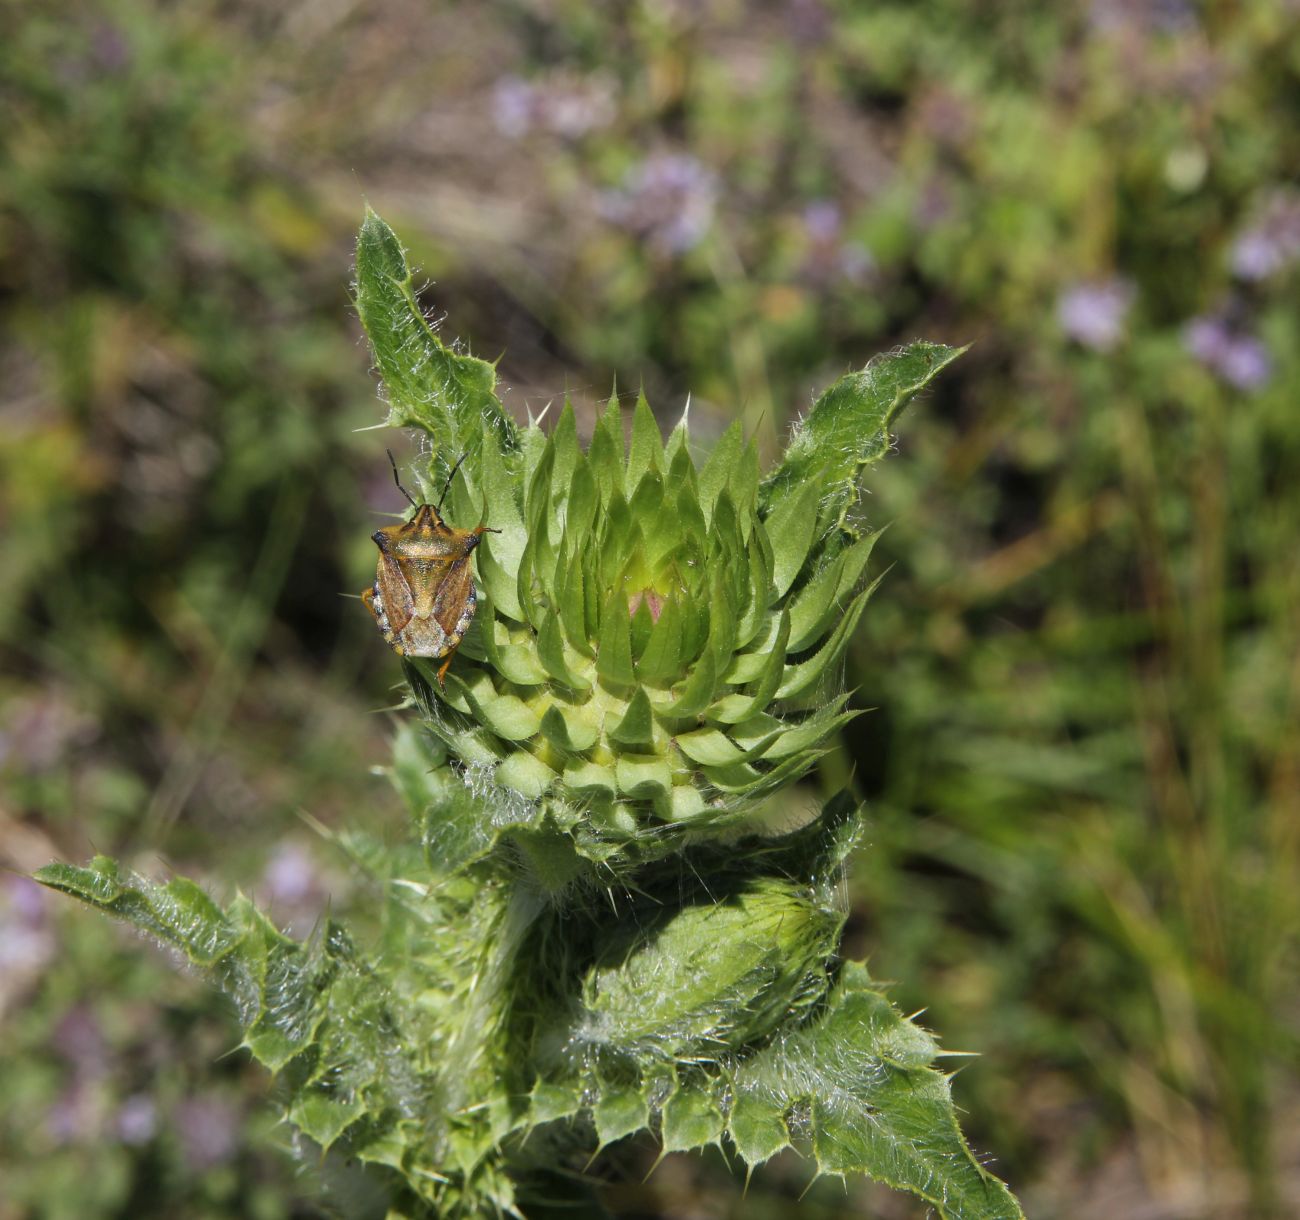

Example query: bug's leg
[361,586,379,620]
[436,640,464,689]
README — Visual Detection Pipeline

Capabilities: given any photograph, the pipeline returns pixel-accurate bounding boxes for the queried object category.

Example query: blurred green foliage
[2,0,1298,1216]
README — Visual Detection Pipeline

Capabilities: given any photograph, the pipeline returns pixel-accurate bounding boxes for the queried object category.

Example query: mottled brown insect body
[362,488,494,687]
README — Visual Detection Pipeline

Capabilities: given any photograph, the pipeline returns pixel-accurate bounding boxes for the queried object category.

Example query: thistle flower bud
[569,877,842,1065]
[401,393,880,863]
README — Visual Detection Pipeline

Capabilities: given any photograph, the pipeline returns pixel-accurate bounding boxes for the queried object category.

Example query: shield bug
[362,451,498,687]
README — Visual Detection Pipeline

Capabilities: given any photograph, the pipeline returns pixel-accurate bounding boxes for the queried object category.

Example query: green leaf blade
[762,342,967,523]
[354,208,518,463]
[729,963,1023,1219]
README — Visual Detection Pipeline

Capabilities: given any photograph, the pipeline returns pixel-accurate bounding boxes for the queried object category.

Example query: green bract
[353,207,965,881]
[35,211,1023,1220]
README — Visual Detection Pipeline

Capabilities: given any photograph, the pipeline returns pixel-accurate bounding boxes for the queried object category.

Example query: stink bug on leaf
[362,452,499,687]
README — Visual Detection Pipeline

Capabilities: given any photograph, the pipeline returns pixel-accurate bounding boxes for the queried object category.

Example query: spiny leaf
[727,1083,789,1166]
[34,858,247,967]
[762,342,967,526]
[723,963,1024,1219]
[354,208,517,467]
[289,1090,368,1151]
[33,857,433,1173]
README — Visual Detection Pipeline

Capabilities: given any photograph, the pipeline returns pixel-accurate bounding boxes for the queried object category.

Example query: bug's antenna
[387,450,417,507]
[437,450,471,511]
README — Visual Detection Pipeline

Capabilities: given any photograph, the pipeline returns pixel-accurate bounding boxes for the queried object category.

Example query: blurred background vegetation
[1,1,1298,1216]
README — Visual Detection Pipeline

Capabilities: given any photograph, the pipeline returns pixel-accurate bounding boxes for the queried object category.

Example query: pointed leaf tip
[353,208,518,462]
[762,340,967,521]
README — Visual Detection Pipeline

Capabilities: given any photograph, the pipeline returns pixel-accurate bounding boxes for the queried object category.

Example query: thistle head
[356,208,965,883]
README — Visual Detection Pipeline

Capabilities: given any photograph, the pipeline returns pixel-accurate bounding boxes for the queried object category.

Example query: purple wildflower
[491,74,616,141]
[46,1086,96,1145]
[800,201,876,286]
[836,243,875,284]
[116,1094,158,1145]
[3,874,47,926]
[1216,334,1272,390]
[262,842,318,906]
[1184,315,1230,364]
[1183,314,1272,391]
[0,691,98,774]
[1089,0,1197,33]
[1057,279,1136,352]
[1231,232,1281,281]
[600,153,718,255]
[91,22,131,73]
[52,1005,108,1080]
[1230,191,1300,281]
[259,841,336,937]
[539,76,616,139]
[0,876,54,1011]
[491,77,537,139]
[802,200,842,244]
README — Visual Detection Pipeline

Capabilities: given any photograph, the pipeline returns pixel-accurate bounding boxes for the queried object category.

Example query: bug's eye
[371,531,388,546]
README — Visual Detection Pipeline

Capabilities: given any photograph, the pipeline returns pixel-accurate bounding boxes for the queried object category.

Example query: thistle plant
[36,211,1024,1219]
